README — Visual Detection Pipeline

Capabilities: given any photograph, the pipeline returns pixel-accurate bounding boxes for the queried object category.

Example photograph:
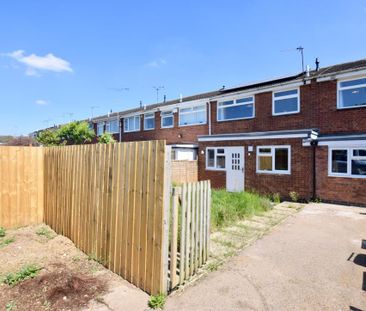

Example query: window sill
[206,167,226,172]
[256,171,291,175]
[178,122,207,127]
[161,126,174,129]
[124,130,141,133]
[272,111,300,117]
[336,104,366,110]
[216,116,255,122]
[328,173,366,179]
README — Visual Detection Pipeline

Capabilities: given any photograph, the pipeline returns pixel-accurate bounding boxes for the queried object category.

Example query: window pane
[134,116,140,129]
[217,155,225,168]
[275,148,289,171]
[352,159,366,175]
[217,149,225,154]
[259,156,272,171]
[236,97,253,103]
[162,116,173,127]
[218,103,254,120]
[353,149,366,157]
[218,100,234,107]
[145,117,155,129]
[340,78,366,88]
[332,150,348,173]
[259,148,271,153]
[339,87,366,108]
[274,97,298,114]
[179,109,206,125]
[207,149,215,167]
[274,89,298,97]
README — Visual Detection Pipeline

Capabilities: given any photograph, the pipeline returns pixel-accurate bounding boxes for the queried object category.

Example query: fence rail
[168,180,211,290]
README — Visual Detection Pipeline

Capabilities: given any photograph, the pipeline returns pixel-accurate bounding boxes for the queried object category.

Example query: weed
[223,250,236,258]
[0,227,6,237]
[289,191,299,202]
[4,265,41,286]
[211,238,236,249]
[36,227,54,239]
[0,237,15,248]
[271,193,281,204]
[206,261,220,272]
[148,293,166,309]
[42,300,51,310]
[88,254,106,265]
[6,301,16,311]
[72,256,81,262]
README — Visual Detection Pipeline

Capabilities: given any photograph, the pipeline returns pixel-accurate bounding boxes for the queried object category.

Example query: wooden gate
[168,180,211,291]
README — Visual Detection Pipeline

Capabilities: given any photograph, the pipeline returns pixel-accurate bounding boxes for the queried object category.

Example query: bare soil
[0,225,122,311]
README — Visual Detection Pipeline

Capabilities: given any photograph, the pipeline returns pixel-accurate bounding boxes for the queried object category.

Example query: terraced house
[87,58,366,206]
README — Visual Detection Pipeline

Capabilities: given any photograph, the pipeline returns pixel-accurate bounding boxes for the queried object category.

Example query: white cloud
[146,58,167,68]
[5,50,73,76]
[35,99,48,105]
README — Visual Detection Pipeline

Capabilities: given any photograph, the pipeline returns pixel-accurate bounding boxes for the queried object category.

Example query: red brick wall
[198,138,314,200]
[316,146,366,206]
[121,108,208,145]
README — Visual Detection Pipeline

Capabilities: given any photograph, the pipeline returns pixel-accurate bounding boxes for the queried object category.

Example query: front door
[226,147,245,192]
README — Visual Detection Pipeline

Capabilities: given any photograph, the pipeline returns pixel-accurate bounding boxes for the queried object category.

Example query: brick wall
[198,138,314,200]
[316,146,366,206]
[171,160,198,184]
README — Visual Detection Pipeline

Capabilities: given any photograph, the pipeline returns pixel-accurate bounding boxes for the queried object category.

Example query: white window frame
[205,147,226,171]
[217,96,255,122]
[179,104,207,126]
[337,76,366,110]
[105,119,119,134]
[161,111,174,129]
[256,145,291,175]
[272,88,300,116]
[97,122,104,136]
[328,147,366,179]
[123,115,141,133]
[144,112,155,130]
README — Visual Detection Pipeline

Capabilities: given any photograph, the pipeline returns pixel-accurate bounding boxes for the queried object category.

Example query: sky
[0,0,366,135]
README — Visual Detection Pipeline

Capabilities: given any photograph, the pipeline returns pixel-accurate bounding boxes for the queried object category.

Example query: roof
[311,58,366,77]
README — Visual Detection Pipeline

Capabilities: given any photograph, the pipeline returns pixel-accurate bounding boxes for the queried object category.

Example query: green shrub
[4,265,41,286]
[98,132,116,144]
[271,193,281,204]
[211,190,272,230]
[148,293,166,309]
[289,191,299,202]
[0,237,15,248]
[0,227,6,237]
[36,227,54,239]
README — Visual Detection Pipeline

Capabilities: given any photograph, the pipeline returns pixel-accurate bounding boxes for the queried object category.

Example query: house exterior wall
[198,138,314,201]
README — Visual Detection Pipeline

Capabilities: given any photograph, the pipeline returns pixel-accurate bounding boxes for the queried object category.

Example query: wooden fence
[0,147,44,228]
[171,160,198,184]
[43,141,171,295]
[168,180,211,290]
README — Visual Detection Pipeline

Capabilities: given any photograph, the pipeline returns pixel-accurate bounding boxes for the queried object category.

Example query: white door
[226,147,245,192]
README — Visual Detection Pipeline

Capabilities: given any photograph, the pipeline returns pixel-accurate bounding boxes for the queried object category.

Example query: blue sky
[0,0,365,135]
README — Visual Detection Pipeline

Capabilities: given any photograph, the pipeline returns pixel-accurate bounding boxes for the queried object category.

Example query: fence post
[170,186,181,290]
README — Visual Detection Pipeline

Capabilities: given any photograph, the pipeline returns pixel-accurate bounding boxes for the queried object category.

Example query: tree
[6,136,38,146]
[98,132,116,144]
[36,121,95,146]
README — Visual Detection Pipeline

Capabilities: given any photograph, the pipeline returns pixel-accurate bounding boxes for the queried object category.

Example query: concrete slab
[166,203,366,310]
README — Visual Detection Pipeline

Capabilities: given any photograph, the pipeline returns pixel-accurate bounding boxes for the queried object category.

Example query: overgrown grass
[211,190,272,230]
[36,226,54,239]
[148,293,166,309]
[3,265,41,286]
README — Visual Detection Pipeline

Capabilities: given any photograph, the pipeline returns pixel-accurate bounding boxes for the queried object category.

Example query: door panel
[226,147,245,192]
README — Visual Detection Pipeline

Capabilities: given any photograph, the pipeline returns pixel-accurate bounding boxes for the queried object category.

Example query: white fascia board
[198,133,309,142]
[169,144,198,148]
[316,68,366,82]
[318,140,366,147]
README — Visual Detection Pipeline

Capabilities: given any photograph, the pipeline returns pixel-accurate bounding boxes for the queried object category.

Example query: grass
[148,293,166,309]
[0,227,6,237]
[211,190,272,230]
[0,237,15,248]
[3,264,41,286]
[6,301,16,311]
[36,227,54,239]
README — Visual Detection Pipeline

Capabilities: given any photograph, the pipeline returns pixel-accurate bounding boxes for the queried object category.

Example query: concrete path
[166,203,366,311]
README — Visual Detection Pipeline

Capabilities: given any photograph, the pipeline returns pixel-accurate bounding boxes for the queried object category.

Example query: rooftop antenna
[296,46,305,73]
[90,106,99,119]
[153,86,165,103]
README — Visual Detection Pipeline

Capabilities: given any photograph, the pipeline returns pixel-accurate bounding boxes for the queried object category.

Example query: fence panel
[43,141,169,295]
[0,146,44,228]
[171,160,198,184]
[168,180,211,291]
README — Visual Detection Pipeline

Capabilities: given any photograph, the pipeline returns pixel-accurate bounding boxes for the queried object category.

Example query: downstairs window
[329,147,366,177]
[256,146,290,174]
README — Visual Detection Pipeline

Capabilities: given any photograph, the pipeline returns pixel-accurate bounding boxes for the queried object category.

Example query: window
[257,146,290,174]
[144,113,155,130]
[338,77,366,109]
[97,122,104,136]
[124,115,140,132]
[206,148,226,170]
[329,147,366,178]
[105,119,119,133]
[179,104,207,126]
[161,111,174,128]
[273,89,300,115]
[217,96,254,121]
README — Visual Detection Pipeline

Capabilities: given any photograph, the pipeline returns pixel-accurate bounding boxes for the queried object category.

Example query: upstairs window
[338,77,366,109]
[106,119,119,133]
[124,115,140,132]
[161,111,174,128]
[329,147,366,177]
[144,113,155,130]
[179,104,207,126]
[257,146,290,174]
[217,96,254,121]
[97,122,104,136]
[272,89,300,115]
[206,148,226,170]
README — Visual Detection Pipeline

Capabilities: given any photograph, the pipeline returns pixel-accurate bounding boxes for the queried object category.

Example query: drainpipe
[311,140,318,200]
[208,101,212,136]
[119,114,122,142]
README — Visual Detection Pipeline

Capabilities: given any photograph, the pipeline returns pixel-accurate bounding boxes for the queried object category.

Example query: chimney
[315,58,320,71]
[180,94,183,103]
[306,65,310,78]
[139,100,143,108]
[163,95,166,103]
